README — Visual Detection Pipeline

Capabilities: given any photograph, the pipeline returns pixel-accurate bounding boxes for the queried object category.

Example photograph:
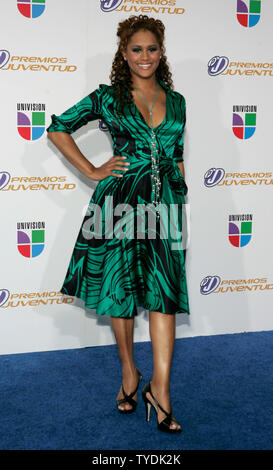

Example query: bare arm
[177,161,185,179]
[47,131,96,179]
[47,131,129,181]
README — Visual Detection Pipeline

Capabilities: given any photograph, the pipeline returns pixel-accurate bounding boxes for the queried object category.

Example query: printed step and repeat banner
[1,0,272,354]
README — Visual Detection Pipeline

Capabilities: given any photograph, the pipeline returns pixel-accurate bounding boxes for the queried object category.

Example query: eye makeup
[131,46,159,53]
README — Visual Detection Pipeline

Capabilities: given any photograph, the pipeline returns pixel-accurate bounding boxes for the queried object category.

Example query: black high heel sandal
[116,367,143,414]
[142,381,182,433]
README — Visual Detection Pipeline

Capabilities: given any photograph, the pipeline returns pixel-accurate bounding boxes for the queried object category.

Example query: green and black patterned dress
[46,79,190,317]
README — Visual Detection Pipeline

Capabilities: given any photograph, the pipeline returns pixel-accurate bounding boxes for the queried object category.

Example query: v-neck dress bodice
[46,79,190,317]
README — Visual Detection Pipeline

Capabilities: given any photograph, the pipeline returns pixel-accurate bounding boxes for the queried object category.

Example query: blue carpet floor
[0,330,272,450]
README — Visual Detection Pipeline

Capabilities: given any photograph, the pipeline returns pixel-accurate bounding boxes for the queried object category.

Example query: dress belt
[114,145,183,213]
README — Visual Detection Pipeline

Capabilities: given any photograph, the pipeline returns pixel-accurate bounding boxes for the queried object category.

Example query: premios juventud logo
[17,102,45,140]
[0,172,11,190]
[200,275,272,295]
[204,168,273,189]
[236,0,261,28]
[0,50,10,69]
[100,0,185,15]
[17,0,46,19]
[0,289,74,309]
[99,120,109,132]
[0,289,10,307]
[0,51,77,72]
[0,172,76,192]
[208,56,272,77]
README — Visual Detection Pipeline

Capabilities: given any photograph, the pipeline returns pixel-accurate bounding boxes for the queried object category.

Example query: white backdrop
[0,0,272,354]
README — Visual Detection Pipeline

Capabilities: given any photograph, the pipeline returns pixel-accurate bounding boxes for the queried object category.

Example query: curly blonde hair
[109,14,174,117]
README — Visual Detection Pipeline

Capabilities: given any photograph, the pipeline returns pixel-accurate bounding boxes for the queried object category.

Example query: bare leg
[146,310,181,430]
[111,316,139,411]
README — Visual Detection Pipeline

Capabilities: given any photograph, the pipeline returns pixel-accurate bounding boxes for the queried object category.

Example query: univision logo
[208,56,229,76]
[17,103,45,140]
[232,105,257,139]
[237,0,261,28]
[17,221,45,258]
[229,214,252,247]
[17,0,46,19]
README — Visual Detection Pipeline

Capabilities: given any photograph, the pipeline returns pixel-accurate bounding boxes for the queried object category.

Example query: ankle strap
[121,370,142,405]
[122,383,139,402]
[149,382,172,418]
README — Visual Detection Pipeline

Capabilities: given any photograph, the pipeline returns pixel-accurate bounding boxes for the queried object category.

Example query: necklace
[134,82,161,218]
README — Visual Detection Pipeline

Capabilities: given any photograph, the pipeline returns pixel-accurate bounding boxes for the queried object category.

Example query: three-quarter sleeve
[173,95,186,163]
[46,84,107,134]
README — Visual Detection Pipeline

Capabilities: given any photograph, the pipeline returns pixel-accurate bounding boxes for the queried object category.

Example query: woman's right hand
[90,155,130,181]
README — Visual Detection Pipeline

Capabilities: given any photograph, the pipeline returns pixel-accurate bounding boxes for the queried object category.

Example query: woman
[47,15,190,434]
